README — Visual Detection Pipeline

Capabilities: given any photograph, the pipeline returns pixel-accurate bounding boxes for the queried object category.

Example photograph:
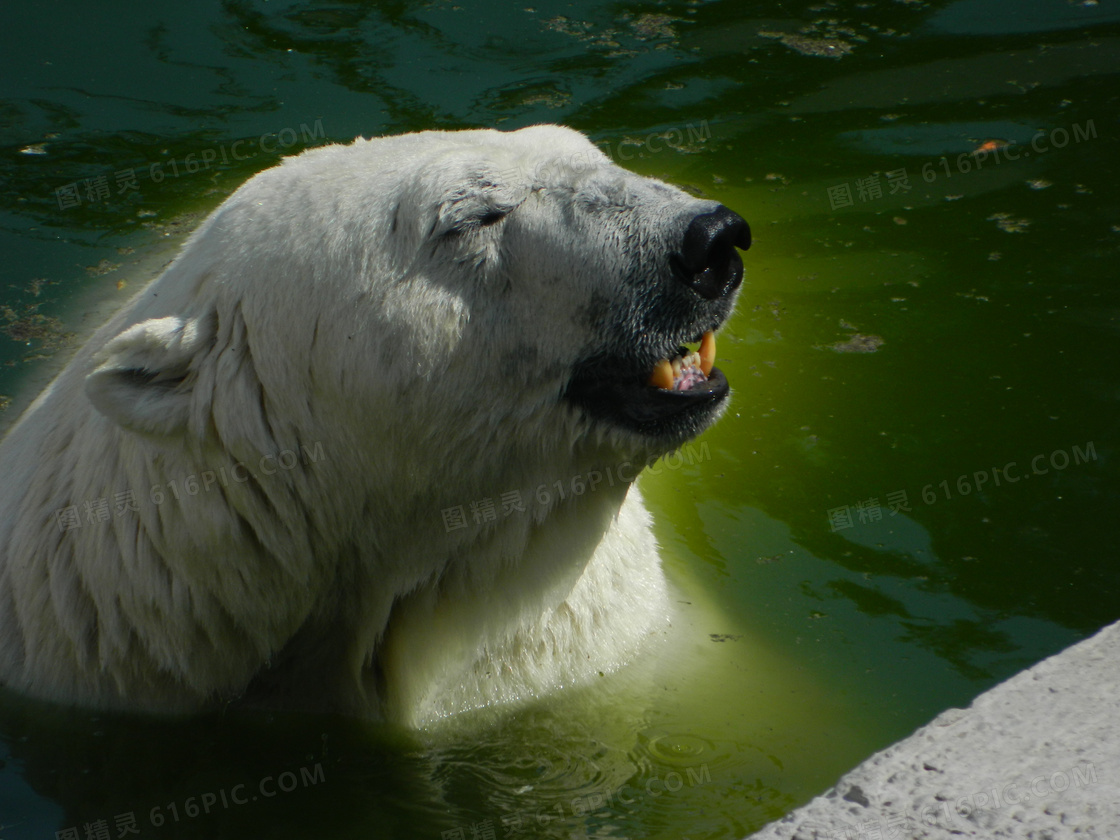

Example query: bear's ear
[85,314,214,438]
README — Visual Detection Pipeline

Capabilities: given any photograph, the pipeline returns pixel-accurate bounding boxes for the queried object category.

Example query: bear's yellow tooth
[649,359,673,390]
[699,330,716,376]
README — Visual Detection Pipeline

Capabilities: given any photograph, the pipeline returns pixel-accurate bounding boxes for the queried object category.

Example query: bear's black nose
[671,206,751,301]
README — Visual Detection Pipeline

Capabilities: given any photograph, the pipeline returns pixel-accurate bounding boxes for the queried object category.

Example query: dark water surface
[1,1,1118,838]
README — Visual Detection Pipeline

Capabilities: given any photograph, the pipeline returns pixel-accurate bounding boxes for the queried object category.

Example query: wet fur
[0,126,731,725]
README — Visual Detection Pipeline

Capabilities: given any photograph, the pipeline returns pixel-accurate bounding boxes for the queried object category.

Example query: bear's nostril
[672,206,751,301]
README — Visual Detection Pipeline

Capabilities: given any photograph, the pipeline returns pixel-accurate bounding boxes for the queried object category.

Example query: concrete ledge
[746,619,1120,839]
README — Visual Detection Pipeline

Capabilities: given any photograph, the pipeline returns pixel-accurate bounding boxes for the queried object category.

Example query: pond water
[1,1,1118,838]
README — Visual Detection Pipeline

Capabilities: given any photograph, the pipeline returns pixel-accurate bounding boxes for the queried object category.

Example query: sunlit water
[1,1,1118,838]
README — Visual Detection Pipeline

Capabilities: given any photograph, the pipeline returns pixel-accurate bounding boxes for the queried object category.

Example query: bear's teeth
[650,359,674,390]
[699,330,715,376]
[647,331,718,391]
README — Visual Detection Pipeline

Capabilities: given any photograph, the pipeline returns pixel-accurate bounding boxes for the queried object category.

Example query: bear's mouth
[564,330,730,439]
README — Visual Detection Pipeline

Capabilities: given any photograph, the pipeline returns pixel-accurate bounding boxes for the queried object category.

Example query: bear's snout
[671,205,751,301]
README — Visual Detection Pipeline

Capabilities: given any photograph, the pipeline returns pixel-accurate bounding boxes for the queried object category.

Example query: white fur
[0,125,730,726]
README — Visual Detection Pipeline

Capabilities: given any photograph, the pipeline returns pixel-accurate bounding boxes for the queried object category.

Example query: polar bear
[0,125,749,726]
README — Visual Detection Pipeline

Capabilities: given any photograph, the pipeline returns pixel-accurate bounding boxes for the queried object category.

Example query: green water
[1,1,1118,838]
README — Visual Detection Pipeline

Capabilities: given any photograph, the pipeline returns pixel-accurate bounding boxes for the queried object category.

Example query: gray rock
[746,619,1120,839]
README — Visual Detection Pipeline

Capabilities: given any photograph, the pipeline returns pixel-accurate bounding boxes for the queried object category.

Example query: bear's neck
[372,475,651,724]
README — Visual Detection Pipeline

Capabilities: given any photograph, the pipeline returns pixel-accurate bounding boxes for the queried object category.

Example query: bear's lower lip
[620,367,730,425]
[564,360,730,438]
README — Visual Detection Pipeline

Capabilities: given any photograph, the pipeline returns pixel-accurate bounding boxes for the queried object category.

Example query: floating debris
[24,277,54,297]
[628,13,677,40]
[759,29,854,58]
[830,333,884,353]
[0,395,9,412]
[973,139,1010,154]
[84,259,120,277]
[0,305,73,353]
[987,212,1031,233]
[520,89,571,109]
[541,12,676,57]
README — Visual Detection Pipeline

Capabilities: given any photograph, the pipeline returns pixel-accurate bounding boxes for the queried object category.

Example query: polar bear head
[87,125,749,478]
[13,125,749,717]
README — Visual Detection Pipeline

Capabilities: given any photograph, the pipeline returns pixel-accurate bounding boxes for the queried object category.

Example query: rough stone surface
[746,619,1120,839]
